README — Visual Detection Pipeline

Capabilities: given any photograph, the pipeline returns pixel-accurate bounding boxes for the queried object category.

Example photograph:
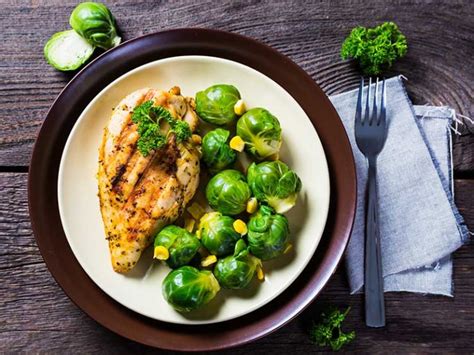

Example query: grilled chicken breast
[98,87,200,273]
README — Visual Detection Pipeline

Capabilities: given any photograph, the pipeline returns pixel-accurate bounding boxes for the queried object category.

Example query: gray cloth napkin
[328,76,469,296]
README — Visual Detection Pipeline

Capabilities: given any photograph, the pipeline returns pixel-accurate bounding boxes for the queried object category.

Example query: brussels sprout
[236,108,282,160]
[206,169,251,215]
[197,212,241,256]
[214,239,262,289]
[70,2,121,50]
[247,205,290,260]
[247,161,302,214]
[162,266,220,312]
[44,30,95,71]
[202,128,237,174]
[195,84,241,125]
[154,225,200,268]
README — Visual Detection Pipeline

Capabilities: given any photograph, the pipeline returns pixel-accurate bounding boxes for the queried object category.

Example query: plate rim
[56,54,331,325]
[28,28,356,351]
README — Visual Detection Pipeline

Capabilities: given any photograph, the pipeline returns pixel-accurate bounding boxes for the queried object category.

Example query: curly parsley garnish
[341,22,407,75]
[131,100,191,156]
[310,306,355,351]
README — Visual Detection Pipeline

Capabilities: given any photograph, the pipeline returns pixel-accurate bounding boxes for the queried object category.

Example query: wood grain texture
[0,0,472,169]
[0,176,473,353]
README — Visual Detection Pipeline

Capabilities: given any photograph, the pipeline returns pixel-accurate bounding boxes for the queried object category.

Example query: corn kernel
[195,228,201,239]
[230,136,245,152]
[233,99,246,115]
[184,218,195,233]
[233,219,248,235]
[191,134,202,145]
[187,202,205,220]
[153,246,169,260]
[246,197,258,214]
[284,243,293,254]
[257,265,265,281]
[201,254,217,267]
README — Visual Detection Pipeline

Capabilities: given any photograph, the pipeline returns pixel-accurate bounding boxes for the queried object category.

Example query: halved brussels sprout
[247,205,290,260]
[162,266,220,312]
[214,239,262,289]
[44,30,95,71]
[197,212,241,256]
[206,169,251,215]
[247,161,302,214]
[236,108,282,160]
[70,2,121,50]
[154,225,201,268]
[202,128,237,174]
[195,84,241,125]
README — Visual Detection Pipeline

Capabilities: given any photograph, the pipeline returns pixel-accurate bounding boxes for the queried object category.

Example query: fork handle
[365,156,385,327]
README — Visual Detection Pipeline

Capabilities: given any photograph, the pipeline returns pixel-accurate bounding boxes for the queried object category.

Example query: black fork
[355,77,388,327]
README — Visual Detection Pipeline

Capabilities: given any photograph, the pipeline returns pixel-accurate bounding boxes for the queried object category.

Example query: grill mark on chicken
[110,128,140,191]
[118,149,158,202]
[102,89,153,185]
[120,143,169,208]
[98,87,200,273]
[162,136,180,174]
[111,145,148,196]
[111,164,127,189]
[111,90,184,196]
[123,165,169,242]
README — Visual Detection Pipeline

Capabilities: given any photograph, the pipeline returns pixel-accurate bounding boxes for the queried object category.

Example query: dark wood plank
[0,0,472,170]
[1,173,472,352]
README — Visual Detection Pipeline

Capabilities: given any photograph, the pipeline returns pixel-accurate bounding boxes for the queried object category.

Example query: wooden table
[1,1,472,352]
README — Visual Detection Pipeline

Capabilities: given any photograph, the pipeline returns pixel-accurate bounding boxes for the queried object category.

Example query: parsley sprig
[341,22,407,75]
[310,306,355,351]
[131,100,191,156]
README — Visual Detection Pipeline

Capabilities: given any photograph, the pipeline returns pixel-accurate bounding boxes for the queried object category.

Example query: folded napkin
[329,76,469,296]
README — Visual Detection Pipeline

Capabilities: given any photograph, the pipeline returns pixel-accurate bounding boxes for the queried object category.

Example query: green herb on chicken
[131,100,191,156]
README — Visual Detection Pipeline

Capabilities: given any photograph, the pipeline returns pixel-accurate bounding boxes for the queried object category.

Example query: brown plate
[29,28,356,351]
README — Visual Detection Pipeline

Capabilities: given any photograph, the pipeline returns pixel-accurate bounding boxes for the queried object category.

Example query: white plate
[57,55,330,324]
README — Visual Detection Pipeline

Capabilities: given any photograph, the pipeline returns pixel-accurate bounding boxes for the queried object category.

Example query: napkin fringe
[451,113,474,136]
[400,74,473,136]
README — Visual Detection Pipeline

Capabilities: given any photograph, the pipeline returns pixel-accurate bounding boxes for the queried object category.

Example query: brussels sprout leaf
[70,2,121,50]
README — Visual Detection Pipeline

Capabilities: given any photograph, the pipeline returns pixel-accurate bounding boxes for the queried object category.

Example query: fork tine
[355,77,364,126]
[370,77,379,125]
[379,78,386,126]
[364,77,371,125]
